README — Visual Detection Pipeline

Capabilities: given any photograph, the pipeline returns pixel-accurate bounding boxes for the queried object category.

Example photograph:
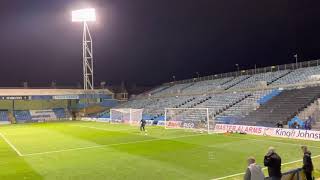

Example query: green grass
[0,121,319,180]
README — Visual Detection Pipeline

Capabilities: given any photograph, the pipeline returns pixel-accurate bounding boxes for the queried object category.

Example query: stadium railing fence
[265,168,313,180]
[164,59,320,85]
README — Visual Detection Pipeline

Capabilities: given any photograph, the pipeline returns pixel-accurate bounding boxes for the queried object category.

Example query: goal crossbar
[110,108,143,125]
[164,108,213,133]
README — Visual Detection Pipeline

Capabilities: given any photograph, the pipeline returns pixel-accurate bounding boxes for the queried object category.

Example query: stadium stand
[143,61,320,97]
[272,66,320,85]
[89,111,110,118]
[114,60,320,129]
[240,86,320,127]
[180,77,232,94]
[53,108,68,119]
[257,89,282,105]
[118,91,271,124]
[222,75,251,90]
[30,109,57,121]
[215,90,272,123]
[148,85,171,94]
[0,111,9,122]
[230,70,289,89]
[153,83,193,96]
[99,99,118,108]
[11,108,71,123]
[13,100,69,110]
[14,110,32,123]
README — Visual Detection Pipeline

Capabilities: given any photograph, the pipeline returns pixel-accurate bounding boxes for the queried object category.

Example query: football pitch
[0,121,319,180]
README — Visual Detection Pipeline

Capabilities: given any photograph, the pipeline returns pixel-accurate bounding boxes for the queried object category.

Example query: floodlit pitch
[0,121,319,180]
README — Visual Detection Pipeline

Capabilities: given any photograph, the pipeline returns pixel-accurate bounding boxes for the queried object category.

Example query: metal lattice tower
[82,22,94,90]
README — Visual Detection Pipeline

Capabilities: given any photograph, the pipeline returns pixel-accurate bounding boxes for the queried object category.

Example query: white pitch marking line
[72,124,207,136]
[22,132,207,157]
[73,124,158,133]
[211,172,245,180]
[70,124,136,132]
[211,154,320,180]
[0,132,23,156]
[22,144,106,157]
[224,135,320,149]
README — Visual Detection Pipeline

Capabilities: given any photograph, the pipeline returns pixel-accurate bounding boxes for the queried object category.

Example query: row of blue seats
[14,109,67,123]
[89,111,110,118]
[53,108,67,119]
[14,111,31,122]
[75,100,118,110]
[0,111,9,122]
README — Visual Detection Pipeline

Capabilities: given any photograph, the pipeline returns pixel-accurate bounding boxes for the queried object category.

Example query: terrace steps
[268,70,293,85]
[241,86,320,127]
[214,94,252,117]
[149,85,171,95]
[181,82,196,91]
[224,76,252,90]
[220,77,235,86]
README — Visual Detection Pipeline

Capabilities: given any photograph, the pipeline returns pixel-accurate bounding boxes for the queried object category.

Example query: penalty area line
[70,124,136,132]
[211,154,320,180]
[0,132,23,156]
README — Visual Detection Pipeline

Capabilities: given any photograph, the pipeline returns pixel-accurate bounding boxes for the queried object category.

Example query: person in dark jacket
[276,121,283,128]
[264,147,282,180]
[301,146,313,180]
[140,119,147,135]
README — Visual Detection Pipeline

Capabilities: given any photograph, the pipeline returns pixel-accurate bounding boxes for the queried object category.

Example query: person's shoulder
[274,153,281,158]
[304,151,312,157]
[255,164,262,168]
[244,167,251,176]
[265,152,272,157]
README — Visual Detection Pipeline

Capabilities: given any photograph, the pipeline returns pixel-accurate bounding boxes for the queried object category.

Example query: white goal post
[164,108,215,133]
[110,108,143,125]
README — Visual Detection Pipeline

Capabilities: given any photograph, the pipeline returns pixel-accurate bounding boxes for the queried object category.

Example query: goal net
[110,108,143,125]
[165,108,214,133]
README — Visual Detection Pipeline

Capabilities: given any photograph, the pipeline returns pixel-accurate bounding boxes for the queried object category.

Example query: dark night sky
[1,0,320,87]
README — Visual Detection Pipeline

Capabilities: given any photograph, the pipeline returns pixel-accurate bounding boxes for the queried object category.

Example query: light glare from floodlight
[72,8,96,22]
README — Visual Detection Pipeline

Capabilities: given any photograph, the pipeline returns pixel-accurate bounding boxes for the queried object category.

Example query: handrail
[163,59,320,86]
[131,79,320,100]
[265,168,303,180]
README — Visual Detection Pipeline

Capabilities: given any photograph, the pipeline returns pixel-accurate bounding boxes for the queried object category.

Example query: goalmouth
[164,108,215,134]
[110,108,143,125]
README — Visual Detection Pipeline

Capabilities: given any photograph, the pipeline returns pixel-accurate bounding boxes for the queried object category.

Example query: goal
[110,108,143,125]
[164,108,215,133]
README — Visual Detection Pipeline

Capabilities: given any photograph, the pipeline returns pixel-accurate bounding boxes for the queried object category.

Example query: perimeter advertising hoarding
[53,95,79,100]
[0,96,30,100]
[214,124,320,141]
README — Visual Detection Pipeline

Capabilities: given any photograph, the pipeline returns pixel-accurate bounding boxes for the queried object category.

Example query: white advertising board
[214,124,320,141]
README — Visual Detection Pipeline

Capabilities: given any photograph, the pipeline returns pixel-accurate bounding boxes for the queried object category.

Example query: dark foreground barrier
[266,168,312,180]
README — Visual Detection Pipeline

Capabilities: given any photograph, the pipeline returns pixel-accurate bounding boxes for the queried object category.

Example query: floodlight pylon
[82,21,94,90]
[72,8,95,90]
